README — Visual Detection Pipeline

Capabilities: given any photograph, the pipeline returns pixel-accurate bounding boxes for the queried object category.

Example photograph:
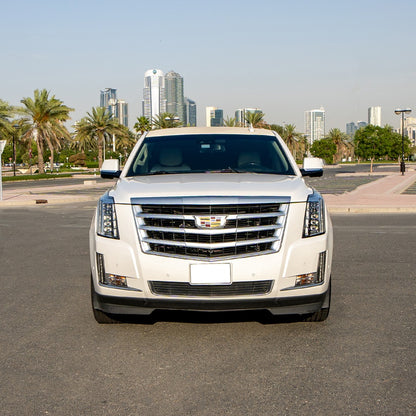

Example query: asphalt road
[0,203,415,416]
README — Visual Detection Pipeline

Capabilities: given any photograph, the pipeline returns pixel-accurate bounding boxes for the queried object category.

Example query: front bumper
[92,286,330,316]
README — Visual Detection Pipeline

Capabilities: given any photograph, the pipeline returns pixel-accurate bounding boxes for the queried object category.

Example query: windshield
[126,134,296,176]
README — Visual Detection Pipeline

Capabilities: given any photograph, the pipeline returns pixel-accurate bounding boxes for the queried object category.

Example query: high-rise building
[235,108,262,127]
[346,122,357,138]
[304,107,325,144]
[185,98,197,126]
[206,107,223,127]
[402,117,416,147]
[165,71,186,124]
[357,121,368,129]
[100,88,117,108]
[368,106,381,126]
[108,98,129,127]
[142,69,166,122]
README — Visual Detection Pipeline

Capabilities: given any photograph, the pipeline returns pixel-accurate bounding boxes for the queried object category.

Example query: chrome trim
[139,224,281,235]
[132,196,290,260]
[281,281,325,291]
[132,196,291,205]
[142,236,280,249]
[98,282,143,292]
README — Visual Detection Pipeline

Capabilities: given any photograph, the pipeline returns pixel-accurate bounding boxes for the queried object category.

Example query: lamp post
[12,123,19,176]
[394,108,411,175]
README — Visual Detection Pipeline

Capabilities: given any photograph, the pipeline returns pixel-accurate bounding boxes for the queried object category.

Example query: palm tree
[245,111,266,128]
[326,128,352,163]
[224,116,236,127]
[21,89,73,173]
[152,112,182,129]
[134,116,151,136]
[72,107,128,168]
[0,99,14,137]
[282,124,305,160]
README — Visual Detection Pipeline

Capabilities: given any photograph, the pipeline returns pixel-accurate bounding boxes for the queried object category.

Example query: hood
[109,173,312,204]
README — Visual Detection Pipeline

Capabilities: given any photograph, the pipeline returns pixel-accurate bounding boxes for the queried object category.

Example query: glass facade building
[206,107,223,127]
[165,71,186,124]
[185,98,197,126]
[304,108,325,144]
[142,69,166,121]
[100,88,117,109]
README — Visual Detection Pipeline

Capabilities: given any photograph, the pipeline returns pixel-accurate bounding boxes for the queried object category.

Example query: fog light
[104,274,128,287]
[295,272,317,287]
[295,251,327,287]
[96,253,128,288]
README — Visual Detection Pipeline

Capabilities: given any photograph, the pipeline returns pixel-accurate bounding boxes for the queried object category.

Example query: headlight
[303,190,325,237]
[97,193,119,239]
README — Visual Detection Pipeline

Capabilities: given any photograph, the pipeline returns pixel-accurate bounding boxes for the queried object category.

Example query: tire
[91,277,121,324]
[302,281,331,322]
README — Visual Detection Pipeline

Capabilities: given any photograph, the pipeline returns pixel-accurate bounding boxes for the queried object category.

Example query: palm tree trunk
[98,134,103,168]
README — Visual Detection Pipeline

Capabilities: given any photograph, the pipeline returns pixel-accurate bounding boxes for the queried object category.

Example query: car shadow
[112,309,304,325]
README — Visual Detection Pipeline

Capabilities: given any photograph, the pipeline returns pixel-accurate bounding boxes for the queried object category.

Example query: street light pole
[394,108,412,176]
[12,124,19,177]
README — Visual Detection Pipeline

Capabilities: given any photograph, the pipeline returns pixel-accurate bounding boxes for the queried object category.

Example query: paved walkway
[1,171,416,213]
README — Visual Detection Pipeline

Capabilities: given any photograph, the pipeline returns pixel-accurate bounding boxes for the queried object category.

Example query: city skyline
[1,0,415,133]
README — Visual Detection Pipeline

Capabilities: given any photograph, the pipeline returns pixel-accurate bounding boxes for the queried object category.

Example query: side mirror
[301,157,324,177]
[100,159,121,179]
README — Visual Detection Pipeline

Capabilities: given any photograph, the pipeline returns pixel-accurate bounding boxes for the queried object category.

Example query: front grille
[149,280,273,297]
[132,196,290,260]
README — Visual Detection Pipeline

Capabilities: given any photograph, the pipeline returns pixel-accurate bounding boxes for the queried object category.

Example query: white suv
[90,127,332,323]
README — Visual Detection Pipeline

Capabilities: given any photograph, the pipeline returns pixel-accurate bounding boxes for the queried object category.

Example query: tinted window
[126,134,296,176]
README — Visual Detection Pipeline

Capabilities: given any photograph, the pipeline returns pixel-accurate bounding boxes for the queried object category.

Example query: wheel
[90,277,121,324]
[302,281,331,322]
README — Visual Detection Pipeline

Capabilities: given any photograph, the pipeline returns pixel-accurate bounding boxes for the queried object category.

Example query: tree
[245,111,266,128]
[326,128,353,163]
[0,99,14,137]
[72,107,128,168]
[281,124,305,160]
[224,116,236,127]
[152,113,182,129]
[134,116,151,136]
[310,138,336,165]
[353,125,409,172]
[21,89,73,173]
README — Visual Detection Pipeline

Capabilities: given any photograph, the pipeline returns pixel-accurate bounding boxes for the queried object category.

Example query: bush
[69,153,87,166]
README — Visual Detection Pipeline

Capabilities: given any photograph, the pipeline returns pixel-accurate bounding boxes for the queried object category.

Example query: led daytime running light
[97,193,119,239]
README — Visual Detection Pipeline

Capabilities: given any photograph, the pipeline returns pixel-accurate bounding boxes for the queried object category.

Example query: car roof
[145,127,277,137]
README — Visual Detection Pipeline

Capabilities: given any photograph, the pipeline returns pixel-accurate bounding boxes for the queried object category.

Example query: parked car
[90,127,332,323]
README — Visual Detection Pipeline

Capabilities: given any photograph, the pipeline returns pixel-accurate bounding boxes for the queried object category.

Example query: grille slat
[149,280,273,297]
[133,197,289,260]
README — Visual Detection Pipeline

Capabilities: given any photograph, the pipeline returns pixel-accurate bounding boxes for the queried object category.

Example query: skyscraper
[185,98,197,126]
[346,122,357,138]
[305,107,325,144]
[100,88,117,108]
[368,106,381,126]
[206,107,223,127]
[142,69,166,121]
[108,98,128,127]
[235,108,263,127]
[165,71,186,124]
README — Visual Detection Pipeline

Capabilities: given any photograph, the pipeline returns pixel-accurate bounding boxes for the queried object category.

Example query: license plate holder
[190,264,231,285]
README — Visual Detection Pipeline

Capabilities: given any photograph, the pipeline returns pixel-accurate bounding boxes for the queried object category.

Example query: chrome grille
[149,280,273,297]
[132,196,290,260]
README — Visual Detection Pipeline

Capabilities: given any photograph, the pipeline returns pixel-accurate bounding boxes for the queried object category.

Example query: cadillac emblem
[195,216,227,229]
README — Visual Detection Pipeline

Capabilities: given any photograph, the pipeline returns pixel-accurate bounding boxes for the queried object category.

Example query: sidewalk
[323,170,416,213]
[1,171,416,213]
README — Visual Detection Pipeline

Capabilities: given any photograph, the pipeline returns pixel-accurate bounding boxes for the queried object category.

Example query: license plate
[190,264,231,285]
